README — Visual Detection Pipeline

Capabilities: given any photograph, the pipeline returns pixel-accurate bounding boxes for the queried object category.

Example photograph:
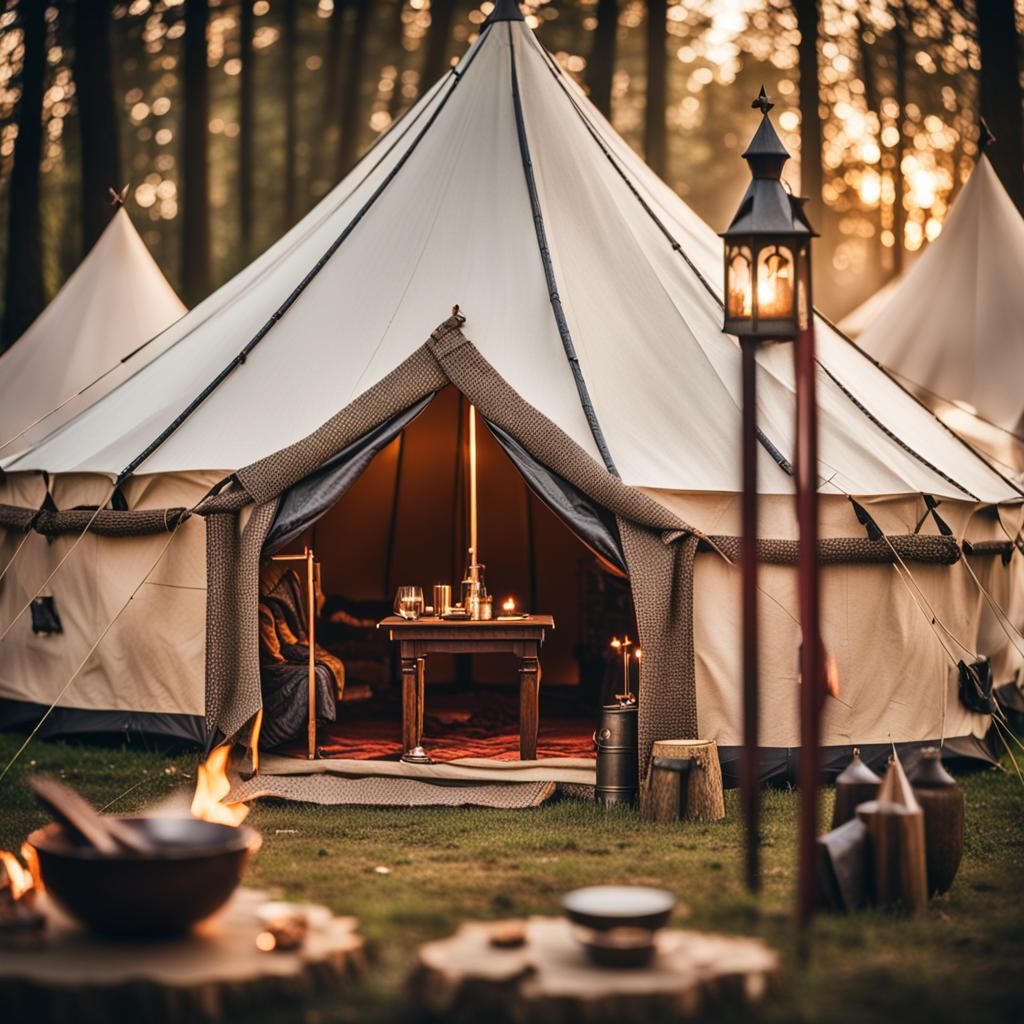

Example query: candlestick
[469,404,478,581]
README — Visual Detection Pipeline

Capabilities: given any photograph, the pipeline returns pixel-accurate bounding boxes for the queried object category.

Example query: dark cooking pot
[28,816,261,938]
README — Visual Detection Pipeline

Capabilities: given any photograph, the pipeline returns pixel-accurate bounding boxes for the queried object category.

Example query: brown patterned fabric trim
[427,319,688,534]
[0,503,189,536]
[205,498,279,740]
[237,345,448,505]
[620,520,699,765]
[699,533,963,566]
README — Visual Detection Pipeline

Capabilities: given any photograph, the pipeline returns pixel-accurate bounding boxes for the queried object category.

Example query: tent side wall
[198,317,1019,772]
[0,470,218,740]
[648,491,1017,759]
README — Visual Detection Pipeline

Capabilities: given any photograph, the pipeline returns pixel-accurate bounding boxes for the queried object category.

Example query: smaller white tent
[0,208,185,459]
[854,154,1024,437]
[837,277,899,338]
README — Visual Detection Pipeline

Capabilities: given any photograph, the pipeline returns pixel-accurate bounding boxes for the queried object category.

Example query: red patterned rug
[276,691,596,762]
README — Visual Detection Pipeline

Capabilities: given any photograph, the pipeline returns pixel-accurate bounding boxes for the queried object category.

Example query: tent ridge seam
[507,23,618,477]
[114,27,494,485]
[525,31,799,479]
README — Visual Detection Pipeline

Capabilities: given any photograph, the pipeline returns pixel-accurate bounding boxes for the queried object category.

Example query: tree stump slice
[641,739,725,823]
[0,888,366,1024]
[410,916,778,1023]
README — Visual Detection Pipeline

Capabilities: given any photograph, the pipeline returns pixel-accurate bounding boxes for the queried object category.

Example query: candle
[469,404,478,579]
[503,597,516,613]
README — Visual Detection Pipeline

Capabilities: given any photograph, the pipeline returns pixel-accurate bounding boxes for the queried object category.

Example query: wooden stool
[641,739,725,823]
[0,888,366,1024]
[410,916,778,1023]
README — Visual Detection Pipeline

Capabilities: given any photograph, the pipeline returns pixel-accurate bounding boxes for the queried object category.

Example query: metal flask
[595,701,639,807]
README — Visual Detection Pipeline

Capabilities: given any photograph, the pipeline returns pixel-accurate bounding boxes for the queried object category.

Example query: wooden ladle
[29,777,157,855]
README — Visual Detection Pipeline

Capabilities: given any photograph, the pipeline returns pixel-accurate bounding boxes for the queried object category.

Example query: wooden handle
[29,777,157,855]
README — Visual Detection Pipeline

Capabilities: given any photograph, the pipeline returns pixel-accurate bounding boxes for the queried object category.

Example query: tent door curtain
[263,395,628,575]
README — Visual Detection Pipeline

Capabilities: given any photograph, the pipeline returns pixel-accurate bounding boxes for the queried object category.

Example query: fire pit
[28,817,261,938]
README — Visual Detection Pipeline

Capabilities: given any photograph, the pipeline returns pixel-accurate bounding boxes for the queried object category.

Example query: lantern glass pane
[756,244,795,321]
[726,245,753,319]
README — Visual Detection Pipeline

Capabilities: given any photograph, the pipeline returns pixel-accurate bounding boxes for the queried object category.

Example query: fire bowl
[562,886,677,968]
[27,817,261,938]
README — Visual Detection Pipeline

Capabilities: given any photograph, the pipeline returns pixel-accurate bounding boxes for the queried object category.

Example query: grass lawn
[0,732,1021,1023]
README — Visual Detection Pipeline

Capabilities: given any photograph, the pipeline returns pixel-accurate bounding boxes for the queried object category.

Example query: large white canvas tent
[1,3,1021,780]
[0,207,186,460]
[846,154,1024,474]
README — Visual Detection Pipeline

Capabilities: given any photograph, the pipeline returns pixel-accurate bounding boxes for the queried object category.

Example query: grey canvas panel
[0,699,206,745]
[265,395,434,553]
[486,420,627,576]
[716,731,1000,788]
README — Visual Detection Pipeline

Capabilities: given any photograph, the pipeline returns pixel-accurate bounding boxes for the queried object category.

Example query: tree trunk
[335,0,372,178]
[892,8,907,274]
[420,0,456,90]
[182,0,210,304]
[2,0,48,350]
[643,0,667,177]
[239,0,254,263]
[74,0,120,256]
[794,0,822,229]
[586,0,618,118]
[313,0,345,195]
[283,0,298,227]
[977,0,1023,212]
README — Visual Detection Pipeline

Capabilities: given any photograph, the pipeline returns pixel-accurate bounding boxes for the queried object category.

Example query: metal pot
[28,817,261,937]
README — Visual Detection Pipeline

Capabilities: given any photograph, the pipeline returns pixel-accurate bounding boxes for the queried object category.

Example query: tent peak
[484,0,525,24]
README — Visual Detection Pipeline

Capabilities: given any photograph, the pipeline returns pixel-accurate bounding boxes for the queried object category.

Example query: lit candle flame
[610,637,621,649]
[503,597,516,613]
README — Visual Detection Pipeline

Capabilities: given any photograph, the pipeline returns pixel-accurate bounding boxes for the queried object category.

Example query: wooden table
[379,616,555,761]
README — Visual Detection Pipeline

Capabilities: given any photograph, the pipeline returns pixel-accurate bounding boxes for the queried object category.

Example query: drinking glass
[394,586,424,620]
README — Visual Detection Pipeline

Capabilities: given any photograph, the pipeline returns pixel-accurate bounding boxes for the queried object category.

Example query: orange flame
[0,849,34,900]
[502,597,516,613]
[191,744,249,826]
[610,637,621,649]
[826,651,841,700]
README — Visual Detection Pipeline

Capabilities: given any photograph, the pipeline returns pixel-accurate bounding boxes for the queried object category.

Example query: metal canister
[595,702,638,807]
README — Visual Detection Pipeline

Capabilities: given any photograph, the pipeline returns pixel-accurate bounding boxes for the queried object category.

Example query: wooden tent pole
[383,432,406,595]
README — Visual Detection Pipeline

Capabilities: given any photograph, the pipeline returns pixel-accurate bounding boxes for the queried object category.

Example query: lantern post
[720,88,819,907]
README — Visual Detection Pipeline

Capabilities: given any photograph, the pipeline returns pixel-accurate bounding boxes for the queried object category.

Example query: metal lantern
[721,89,816,341]
[720,88,823,922]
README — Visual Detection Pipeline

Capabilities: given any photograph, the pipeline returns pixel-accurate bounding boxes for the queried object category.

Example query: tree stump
[0,888,366,1024]
[410,916,778,1023]
[641,739,725,823]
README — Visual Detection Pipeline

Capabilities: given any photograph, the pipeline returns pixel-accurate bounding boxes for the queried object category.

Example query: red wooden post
[795,318,823,939]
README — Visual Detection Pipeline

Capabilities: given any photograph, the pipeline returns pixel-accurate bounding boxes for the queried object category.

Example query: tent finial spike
[979,116,996,153]
[108,184,129,207]
[483,0,525,25]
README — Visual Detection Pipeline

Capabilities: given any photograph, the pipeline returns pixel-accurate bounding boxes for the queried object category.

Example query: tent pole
[469,403,478,576]
[740,337,760,893]
[795,319,823,946]
[306,545,317,760]
[384,432,406,596]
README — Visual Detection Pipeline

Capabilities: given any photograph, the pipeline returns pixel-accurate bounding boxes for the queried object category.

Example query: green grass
[0,733,1021,1023]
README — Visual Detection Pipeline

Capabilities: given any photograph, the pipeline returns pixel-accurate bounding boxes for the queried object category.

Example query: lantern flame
[0,849,34,901]
[610,637,621,649]
[191,744,249,826]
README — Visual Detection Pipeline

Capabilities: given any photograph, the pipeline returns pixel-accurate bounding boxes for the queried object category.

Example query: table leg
[401,656,420,754]
[416,657,426,741]
[518,654,540,760]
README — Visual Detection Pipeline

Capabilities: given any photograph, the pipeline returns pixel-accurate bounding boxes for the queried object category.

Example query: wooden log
[0,888,366,1024]
[856,800,928,913]
[641,739,725,823]
[410,916,778,1024]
